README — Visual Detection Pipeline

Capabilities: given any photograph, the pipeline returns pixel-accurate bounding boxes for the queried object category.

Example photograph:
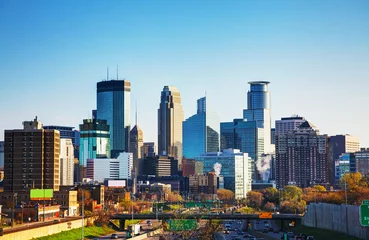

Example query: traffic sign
[360,200,369,226]
[259,212,272,219]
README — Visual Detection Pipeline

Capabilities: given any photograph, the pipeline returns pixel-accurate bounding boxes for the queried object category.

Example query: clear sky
[1,0,369,146]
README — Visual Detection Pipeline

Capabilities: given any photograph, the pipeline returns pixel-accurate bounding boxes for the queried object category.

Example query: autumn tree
[217,189,235,203]
[263,202,276,212]
[246,191,264,210]
[166,191,183,203]
[262,187,279,204]
[282,185,303,201]
[280,200,306,214]
[313,185,326,192]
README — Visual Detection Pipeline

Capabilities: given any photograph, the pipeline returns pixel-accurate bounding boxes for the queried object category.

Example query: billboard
[30,189,53,200]
[106,180,126,188]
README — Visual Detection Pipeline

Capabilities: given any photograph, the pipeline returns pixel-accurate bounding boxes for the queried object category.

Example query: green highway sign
[360,200,369,227]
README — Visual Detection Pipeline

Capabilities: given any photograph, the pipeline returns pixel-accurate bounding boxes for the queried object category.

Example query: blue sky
[1,0,369,146]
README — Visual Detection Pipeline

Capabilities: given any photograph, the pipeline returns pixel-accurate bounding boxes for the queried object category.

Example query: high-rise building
[335,153,356,184]
[97,80,131,158]
[275,121,328,188]
[182,158,204,177]
[328,135,360,186]
[183,96,219,158]
[0,141,4,169]
[129,124,143,175]
[79,119,110,167]
[43,125,80,160]
[4,117,60,192]
[142,155,178,177]
[195,149,253,199]
[158,86,184,165]
[220,81,271,180]
[86,152,133,183]
[60,139,74,186]
[143,142,156,157]
[356,148,369,176]
[275,116,306,136]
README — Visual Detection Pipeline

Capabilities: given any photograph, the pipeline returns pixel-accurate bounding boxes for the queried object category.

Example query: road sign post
[360,200,369,227]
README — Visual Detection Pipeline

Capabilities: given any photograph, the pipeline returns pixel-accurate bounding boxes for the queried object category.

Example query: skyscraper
[158,86,184,165]
[328,134,360,186]
[275,116,306,136]
[97,80,131,158]
[4,117,60,192]
[183,96,219,158]
[129,115,144,175]
[60,138,74,186]
[220,81,271,180]
[79,119,110,167]
[0,141,4,169]
[275,121,328,188]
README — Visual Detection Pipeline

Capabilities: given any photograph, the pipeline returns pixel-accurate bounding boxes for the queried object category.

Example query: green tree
[262,187,279,204]
[282,185,303,201]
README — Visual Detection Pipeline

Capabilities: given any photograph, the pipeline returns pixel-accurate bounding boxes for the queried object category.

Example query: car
[110,234,118,239]
[237,231,244,235]
[306,236,316,240]
[262,228,268,233]
[268,227,273,232]
[287,232,295,238]
[232,237,242,240]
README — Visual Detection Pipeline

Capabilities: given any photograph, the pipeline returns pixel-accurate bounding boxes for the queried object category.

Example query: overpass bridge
[111,213,303,231]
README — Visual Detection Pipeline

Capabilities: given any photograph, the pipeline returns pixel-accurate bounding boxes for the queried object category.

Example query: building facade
[79,119,110,167]
[86,152,133,183]
[158,86,184,165]
[275,121,328,188]
[356,148,369,176]
[143,142,156,158]
[60,138,74,186]
[129,124,143,175]
[275,116,306,136]
[335,153,356,184]
[182,158,204,177]
[195,149,252,199]
[97,80,131,158]
[0,141,4,169]
[220,81,271,180]
[183,96,219,159]
[4,117,60,192]
[328,135,360,186]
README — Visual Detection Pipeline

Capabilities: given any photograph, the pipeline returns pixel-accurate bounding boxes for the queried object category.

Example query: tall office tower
[143,142,157,157]
[129,120,144,175]
[4,117,60,192]
[0,141,4,169]
[141,155,178,177]
[79,119,110,167]
[275,121,328,188]
[328,135,360,186]
[43,125,80,160]
[271,129,275,145]
[195,149,253,199]
[356,148,369,176]
[220,81,271,180]
[97,80,131,158]
[335,153,356,184]
[182,158,204,177]
[60,139,74,186]
[275,116,306,136]
[158,86,184,165]
[183,96,219,158]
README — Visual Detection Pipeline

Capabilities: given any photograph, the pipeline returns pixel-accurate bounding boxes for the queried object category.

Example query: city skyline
[1,1,369,146]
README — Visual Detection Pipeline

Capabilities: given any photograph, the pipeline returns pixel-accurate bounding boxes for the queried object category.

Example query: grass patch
[292,224,359,240]
[125,219,141,229]
[33,225,115,240]
[238,206,255,214]
[169,204,181,210]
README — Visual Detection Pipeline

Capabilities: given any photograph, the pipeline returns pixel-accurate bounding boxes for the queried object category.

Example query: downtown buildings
[97,80,131,158]
[4,117,60,192]
[275,120,329,188]
[158,86,184,165]
[183,96,219,158]
[220,81,272,180]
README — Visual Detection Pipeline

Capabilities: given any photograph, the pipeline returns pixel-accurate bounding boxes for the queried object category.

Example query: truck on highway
[128,223,140,236]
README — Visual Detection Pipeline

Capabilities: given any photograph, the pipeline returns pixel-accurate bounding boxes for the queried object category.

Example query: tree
[166,192,183,203]
[263,202,276,212]
[217,189,235,203]
[280,200,306,214]
[313,185,326,192]
[341,172,368,190]
[282,185,303,201]
[262,187,279,204]
[246,191,264,210]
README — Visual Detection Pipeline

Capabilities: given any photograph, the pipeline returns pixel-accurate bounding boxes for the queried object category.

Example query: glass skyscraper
[195,149,253,199]
[158,86,184,165]
[79,119,110,167]
[183,96,219,158]
[220,81,271,180]
[97,80,131,158]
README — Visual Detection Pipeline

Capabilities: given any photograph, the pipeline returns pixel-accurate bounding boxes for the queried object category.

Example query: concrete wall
[302,203,369,240]
[2,218,91,240]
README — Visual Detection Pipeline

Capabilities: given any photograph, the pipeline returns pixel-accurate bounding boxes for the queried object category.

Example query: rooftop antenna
[117,65,119,80]
[107,67,109,80]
